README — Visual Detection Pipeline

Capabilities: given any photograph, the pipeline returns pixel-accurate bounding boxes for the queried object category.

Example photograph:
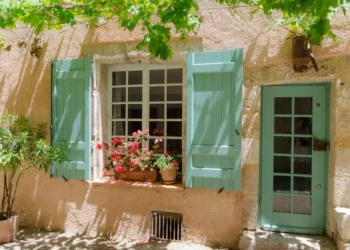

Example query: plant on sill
[154,151,181,184]
[0,114,67,242]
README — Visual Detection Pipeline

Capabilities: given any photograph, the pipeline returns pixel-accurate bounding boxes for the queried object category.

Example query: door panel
[260,84,328,234]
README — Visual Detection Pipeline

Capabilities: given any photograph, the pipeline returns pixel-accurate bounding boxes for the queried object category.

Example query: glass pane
[294,177,311,195]
[112,88,126,102]
[150,138,164,153]
[112,72,126,86]
[167,122,182,137]
[128,121,142,135]
[293,196,311,215]
[128,104,142,119]
[274,97,291,115]
[167,104,182,119]
[150,104,164,119]
[274,137,291,154]
[273,176,290,193]
[274,117,291,134]
[150,69,165,84]
[167,139,182,153]
[112,121,125,136]
[128,87,142,102]
[294,157,312,175]
[167,86,182,101]
[274,156,291,173]
[167,68,183,84]
[128,71,142,85]
[273,195,291,213]
[294,117,312,134]
[150,87,164,102]
[149,122,164,136]
[294,137,312,155]
[112,104,125,119]
[295,97,312,115]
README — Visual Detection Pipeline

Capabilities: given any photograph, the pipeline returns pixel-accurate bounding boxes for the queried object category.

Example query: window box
[115,170,159,182]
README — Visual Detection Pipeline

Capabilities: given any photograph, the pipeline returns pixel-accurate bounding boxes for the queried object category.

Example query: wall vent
[150,211,183,241]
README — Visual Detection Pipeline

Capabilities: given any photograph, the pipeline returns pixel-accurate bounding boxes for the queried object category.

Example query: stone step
[239,230,337,250]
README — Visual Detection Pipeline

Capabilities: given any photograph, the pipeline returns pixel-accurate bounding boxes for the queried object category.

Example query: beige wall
[1,0,350,248]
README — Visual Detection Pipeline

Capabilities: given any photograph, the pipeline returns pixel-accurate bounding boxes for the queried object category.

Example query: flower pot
[0,212,19,243]
[159,165,177,184]
[115,171,158,182]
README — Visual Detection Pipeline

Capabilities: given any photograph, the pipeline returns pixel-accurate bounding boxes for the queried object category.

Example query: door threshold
[261,224,323,235]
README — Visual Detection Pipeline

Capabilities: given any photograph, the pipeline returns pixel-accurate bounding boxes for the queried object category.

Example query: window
[108,65,184,155]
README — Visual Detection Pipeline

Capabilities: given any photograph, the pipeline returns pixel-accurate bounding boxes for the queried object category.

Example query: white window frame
[107,64,184,153]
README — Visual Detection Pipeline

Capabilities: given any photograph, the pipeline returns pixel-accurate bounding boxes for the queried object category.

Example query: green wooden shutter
[51,58,91,180]
[186,49,243,191]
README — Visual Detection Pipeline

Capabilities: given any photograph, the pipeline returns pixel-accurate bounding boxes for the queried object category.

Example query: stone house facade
[1,0,350,249]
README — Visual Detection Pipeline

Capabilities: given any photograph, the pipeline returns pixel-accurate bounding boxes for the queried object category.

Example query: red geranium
[96,143,103,150]
[115,166,126,173]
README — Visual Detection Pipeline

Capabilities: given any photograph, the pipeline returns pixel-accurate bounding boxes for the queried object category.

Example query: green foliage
[154,152,180,170]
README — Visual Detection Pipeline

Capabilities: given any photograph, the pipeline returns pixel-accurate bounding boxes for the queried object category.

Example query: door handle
[316,184,321,189]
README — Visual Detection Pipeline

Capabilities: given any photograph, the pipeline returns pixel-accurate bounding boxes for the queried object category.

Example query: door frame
[257,82,330,234]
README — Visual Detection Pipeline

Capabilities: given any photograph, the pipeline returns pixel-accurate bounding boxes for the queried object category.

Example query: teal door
[260,84,329,235]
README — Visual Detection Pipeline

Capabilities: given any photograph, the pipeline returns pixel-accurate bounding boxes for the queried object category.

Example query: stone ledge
[335,207,350,241]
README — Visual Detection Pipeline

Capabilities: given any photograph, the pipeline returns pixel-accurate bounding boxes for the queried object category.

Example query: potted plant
[0,114,66,243]
[97,129,159,182]
[154,151,180,184]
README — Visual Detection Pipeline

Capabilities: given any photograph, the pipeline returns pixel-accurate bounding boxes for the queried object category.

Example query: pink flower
[96,143,103,150]
[173,161,179,167]
[132,130,142,136]
[115,166,126,173]
[111,137,123,145]
[129,159,138,167]
[129,142,139,154]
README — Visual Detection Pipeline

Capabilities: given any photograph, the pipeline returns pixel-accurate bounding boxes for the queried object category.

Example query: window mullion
[143,66,149,148]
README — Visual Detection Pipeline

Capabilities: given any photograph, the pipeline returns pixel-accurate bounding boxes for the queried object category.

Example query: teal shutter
[51,58,91,180]
[186,49,243,191]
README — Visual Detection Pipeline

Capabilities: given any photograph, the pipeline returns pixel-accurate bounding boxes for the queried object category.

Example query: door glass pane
[128,71,142,85]
[293,177,311,195]
[149,122,164,136]
[293,196,311,215]
[167,86,182,101]
[167,139,182,153]
[273,176,290,193]
[150,87,164,102]
[167,104,182,119]
[294,157,312,175]
[112,121,125,136]
[112,88,126,102]
[294,137,312,155]
[112,104,125,119]
[128,87,142,102]
[167,68,183,84]
[128,104,142,119]
[274,156,291,173]
[112,72,126,86]
[128,121,142,135]
[167,122,182,136]
[274,117,291,134]
[274,97,291,114]
[150,104,164,119]
[273,195,291,213]
[295,97,312,115]
[295,117,312,134]
[150,69,165,84]
[274,137,291,154]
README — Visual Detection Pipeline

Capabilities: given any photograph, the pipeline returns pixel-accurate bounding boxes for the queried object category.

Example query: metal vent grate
[150,211,183,241]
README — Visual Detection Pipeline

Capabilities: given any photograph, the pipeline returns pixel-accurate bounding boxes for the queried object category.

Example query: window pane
[294,137,312,155]
[274,156,291,173]
[128,104,142,119]
[295,117,312,135]
[150,69,165,84]
[128,121,142,135]
[112,72,126,86]
[150,87,164,102]
[112,88,126,102]
[128,87,142,102]
[167,122,182,137]
[167,86,182,101]
[112,121,125,136]
[293,196,311,215]
[274,97,291,115]
[112,104,125,119]
[273,195,291,213]
[167,104,182,119]
[149,122,164,136]
[273,176,290,193]
[294,157,312,175]
[294,177,311,195]
[128,71,142,85]
[295,97,312,115]
[167,68,183,84]
[274,137,291,154]
[167,139,182,153]
[274,117,291,134]
[150,104,164,119]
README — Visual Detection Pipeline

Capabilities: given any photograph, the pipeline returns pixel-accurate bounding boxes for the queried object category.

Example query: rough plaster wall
[0,0,349,248]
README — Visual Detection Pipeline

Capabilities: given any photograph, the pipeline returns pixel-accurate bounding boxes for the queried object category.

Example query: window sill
[90,177,185,191]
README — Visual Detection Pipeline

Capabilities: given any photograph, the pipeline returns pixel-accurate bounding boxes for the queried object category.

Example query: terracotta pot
[0,213,19,243]
[159,165,177,183]
[115,171,158,182]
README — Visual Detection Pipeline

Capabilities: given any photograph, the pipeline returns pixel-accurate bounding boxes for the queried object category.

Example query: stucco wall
[0,0,350,248]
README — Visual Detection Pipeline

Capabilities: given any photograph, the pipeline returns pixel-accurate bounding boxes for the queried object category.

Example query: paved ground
[0,229,231,250]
